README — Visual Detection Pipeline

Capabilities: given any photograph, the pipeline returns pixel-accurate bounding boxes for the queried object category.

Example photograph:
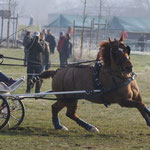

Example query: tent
[108,16,150,50]
[46,14,106,29]
[108,16,150,33]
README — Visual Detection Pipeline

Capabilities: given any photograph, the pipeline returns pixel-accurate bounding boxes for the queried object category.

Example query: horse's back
[52,66,94,94]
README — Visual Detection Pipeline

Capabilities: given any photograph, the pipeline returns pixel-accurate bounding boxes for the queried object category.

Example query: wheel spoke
[10,114,20,121]
[11,108,22,112]
[7,100,25,128]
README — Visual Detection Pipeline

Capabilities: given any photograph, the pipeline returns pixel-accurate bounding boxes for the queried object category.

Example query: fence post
[14,14,18,47]
[1,14,4,43]
[89,20,93,51]
[73,20,75,57]
[7,0,11,48]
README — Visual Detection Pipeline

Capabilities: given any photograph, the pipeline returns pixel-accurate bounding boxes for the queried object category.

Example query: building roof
[108,16,150,33]
[45,14,106,28]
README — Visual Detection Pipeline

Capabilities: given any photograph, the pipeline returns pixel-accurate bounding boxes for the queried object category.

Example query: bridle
[109,42,131,73]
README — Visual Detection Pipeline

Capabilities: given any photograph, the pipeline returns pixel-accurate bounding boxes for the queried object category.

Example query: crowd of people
[22,27,72,93]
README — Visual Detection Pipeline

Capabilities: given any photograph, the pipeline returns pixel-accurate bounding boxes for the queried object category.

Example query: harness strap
[93,61,102,89]
[72,68,76,90]
[62,68,70,99]
[93,61,110,107]
[112,77,118,87]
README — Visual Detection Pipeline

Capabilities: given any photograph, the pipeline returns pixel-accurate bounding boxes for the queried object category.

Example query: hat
[60,31,64,36]
[33,32,40,37]
[42,29,47,33]
[26,31,31,35]
[40,32,44,36]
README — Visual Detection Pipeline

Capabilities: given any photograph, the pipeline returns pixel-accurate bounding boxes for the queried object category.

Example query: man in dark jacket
[23,31,31,65]
[26,32,44,93]
[45,30,56,54]
[40,32,50,71]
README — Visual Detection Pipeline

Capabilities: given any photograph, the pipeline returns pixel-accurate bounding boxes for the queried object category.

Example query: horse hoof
[89,126,99,133]
[146,119,150,127]
[61,126,68,131]
[145,107,150,117]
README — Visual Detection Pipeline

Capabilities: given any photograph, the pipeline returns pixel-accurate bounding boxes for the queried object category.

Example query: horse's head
[109,36,133,74]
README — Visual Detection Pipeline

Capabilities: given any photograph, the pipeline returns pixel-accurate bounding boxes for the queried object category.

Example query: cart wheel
[0,95,10,129]
[7,99,25,128]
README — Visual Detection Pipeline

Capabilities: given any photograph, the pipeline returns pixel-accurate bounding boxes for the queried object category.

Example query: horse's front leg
[142,107,150,125]
[120,99,150,127]
[51,101,68,130]
[66,100,99,132]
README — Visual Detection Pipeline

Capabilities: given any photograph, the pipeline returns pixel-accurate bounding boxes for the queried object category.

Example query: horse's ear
[108,38,112,43]
[126,45,131,55]
[120,35,124,42]
[109,38,113,48]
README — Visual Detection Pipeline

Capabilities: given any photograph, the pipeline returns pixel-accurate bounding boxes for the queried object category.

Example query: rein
[0,54,98,68]
[0,25,33,45]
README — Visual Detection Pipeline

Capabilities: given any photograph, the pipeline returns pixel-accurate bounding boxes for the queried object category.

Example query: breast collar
[93,61,136,106]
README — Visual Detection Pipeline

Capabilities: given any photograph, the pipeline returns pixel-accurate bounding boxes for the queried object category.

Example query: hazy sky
[18,0,81,17]
[7,0,123,25]
[15,0,84,24]
[16,0,119,24]
[8,0,150,25]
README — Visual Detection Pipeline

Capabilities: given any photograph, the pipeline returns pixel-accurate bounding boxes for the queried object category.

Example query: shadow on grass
[0,126,124,140]
[0,127,50,137]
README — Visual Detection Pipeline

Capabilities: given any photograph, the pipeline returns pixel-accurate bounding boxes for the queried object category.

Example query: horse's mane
[99,41,111,66]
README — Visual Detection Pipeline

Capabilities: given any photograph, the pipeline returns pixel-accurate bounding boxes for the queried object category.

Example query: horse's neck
[101,65,118,73]
[101,65,130,79]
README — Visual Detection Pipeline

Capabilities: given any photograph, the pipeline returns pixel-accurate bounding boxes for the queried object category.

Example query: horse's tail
[39,70,56,79]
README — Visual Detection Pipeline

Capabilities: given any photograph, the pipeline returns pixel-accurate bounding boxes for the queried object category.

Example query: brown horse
[39,36,150,132]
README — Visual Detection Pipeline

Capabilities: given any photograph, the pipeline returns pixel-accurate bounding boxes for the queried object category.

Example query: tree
[96,0,104,45]
[80,0,87,57]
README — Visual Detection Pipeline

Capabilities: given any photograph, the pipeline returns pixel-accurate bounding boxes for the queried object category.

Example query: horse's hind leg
[66,100,99,132]
[51,101,68,130]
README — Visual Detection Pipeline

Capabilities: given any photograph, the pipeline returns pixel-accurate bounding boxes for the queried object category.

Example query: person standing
[23,31,32,65]
[57,32,66,67]
[26,32,44,93]
[45,30,56,54]
[67,26,73,36]
[57,33,71,67]
[42,29,47,38]
[40,32,51,71]
[65,33,72,57]
[138,34,146,52]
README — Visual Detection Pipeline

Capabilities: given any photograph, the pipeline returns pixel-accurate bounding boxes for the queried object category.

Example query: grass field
[0,48,150,150]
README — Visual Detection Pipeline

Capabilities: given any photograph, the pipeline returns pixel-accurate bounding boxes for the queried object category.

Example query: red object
[57,36,66,53]
[120,30,128,39]
[67,27,73,36]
